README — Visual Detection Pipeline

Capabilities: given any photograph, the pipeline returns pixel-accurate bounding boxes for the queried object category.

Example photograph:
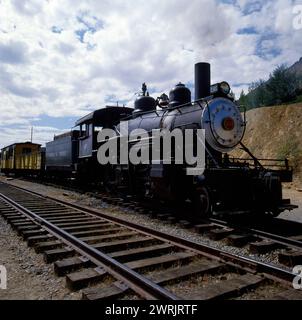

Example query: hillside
[288,57,302,92]
[232,103,302,186]
[288,57,302,78]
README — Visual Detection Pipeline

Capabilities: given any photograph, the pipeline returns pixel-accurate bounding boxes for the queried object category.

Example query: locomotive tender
[0,62,296,217]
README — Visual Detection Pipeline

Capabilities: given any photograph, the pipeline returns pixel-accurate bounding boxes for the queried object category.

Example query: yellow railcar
[0,142,43,175]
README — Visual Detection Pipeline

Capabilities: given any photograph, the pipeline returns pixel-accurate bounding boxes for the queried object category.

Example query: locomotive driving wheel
[193,186,212,218]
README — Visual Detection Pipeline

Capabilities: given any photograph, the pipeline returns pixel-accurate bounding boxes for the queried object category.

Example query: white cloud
[0,0,301,148]
[0,124,66,148]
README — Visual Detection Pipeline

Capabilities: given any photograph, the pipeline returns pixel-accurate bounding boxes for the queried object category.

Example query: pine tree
[242,64,299,109]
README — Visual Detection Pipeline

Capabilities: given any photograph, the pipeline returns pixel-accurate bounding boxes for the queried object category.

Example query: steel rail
[209,217,302,250]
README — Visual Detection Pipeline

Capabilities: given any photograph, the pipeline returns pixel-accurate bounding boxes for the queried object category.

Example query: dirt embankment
[232,103,302,187]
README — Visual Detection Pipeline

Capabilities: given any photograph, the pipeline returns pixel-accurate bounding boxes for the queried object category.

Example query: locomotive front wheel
[194,186,212,218]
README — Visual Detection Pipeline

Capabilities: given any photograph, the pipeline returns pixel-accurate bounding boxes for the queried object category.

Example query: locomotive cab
[74,106,133,182]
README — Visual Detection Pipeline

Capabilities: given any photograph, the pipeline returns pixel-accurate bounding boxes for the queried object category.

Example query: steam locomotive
[0,62,296,218]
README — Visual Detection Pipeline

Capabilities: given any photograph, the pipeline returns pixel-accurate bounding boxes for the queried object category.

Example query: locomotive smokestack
[195,62,211,100]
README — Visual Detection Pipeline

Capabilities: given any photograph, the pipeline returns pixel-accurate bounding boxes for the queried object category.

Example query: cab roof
[75,106,133,127]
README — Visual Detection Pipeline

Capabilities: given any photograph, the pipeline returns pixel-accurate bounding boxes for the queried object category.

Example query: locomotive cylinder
[195,62,211,100]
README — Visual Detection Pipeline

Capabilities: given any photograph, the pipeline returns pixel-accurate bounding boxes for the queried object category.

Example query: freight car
[0,142,44,176]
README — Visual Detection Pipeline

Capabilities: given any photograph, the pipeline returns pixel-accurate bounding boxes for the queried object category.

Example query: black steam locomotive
[1,63,296,217]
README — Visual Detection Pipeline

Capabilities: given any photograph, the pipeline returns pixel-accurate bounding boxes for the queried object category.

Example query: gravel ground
[165,272,239,298]
[234,283,285,300]
[0,177,299,299]
[0,215,81,300]
[280,185,302,223]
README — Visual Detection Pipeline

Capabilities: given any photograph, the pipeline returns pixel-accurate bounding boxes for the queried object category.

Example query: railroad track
[19,176,302,264]
[206,216,302,258]
[90,189,302,268]
[83,188,302,269]
[0,181,301,300]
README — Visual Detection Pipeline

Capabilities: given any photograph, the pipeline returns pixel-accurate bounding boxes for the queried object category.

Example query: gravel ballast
[0,215,81,300]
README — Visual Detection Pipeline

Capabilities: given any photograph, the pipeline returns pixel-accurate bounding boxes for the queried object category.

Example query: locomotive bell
[169,83,191,108]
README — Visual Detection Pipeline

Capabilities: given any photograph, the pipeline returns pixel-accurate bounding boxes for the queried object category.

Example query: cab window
[80,124,87,137]
[94,126,103,133]
[80,123,92,138]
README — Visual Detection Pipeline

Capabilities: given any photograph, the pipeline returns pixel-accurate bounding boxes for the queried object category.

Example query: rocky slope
[232,103,302,186]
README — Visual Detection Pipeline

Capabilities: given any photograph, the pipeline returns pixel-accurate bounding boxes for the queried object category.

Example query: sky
[0,0,302,148]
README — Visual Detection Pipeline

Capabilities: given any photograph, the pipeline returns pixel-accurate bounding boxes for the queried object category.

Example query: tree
[254,79,268,107]
[246,82,259,109]
[238,90,246,106]
[265,64,298,105]
[240,64,299,109]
